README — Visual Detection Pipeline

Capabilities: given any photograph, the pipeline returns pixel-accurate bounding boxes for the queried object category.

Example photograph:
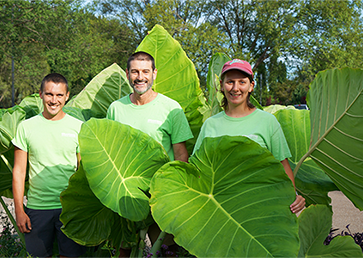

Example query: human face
[127,59,157,95]
[39,81,69,120]
[221,70,254,108]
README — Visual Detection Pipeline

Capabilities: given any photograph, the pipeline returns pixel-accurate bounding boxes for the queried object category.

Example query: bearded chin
[131,80,153,95]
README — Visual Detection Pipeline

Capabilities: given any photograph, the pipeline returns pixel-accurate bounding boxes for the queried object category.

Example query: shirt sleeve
[270,120,291,161]
[192,121,207,155]
[106,103,114,120]
[170,108,194,145]
[11,121,28,152]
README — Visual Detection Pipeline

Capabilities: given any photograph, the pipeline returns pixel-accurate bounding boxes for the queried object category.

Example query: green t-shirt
[106,93,193,160]
[193,109,291,161]
[12,113,83,209]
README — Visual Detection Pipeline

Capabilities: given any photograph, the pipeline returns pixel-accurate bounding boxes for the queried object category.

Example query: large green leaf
[298,204,362,257]
[0,106,26,154]
[203,53,230,119]
[303,68,363,210]
[60,164,141,249]
[60,164,119,246]
[79,118,169,221]
[66,63,132,118]
[0,148,14,193]
[63,106,93,122]
[274,109,337,206]
[19,93,43,119]
[150,136,299,257]
[136,24,205,153]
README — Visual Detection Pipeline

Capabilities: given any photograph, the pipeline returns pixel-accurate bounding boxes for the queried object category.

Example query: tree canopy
[1,0,362,108]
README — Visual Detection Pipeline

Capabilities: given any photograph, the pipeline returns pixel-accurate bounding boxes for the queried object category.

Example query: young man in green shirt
[12,73,86,257]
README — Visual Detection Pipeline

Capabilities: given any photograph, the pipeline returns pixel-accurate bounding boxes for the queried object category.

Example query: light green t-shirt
[193,109,291,161]
[12,113,83,209]
[106,93,193,160]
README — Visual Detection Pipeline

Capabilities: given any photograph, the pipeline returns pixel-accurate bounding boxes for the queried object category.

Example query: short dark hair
[220,70,255,110]
[40,73,68,93]
[127,51,156,71]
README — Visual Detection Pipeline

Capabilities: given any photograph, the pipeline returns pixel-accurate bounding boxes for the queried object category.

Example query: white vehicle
[294,104,309,110]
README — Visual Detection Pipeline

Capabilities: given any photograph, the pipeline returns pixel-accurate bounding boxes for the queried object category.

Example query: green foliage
[79,118,169,221]
[272,108,338,206]
[303,68,363,210]
[0,213,26,257]
[66,63,131,118]
[298,205,363,257]
[19,94,43,119]
[296,0,363,79]
[150,136,299,257]
[60,164,134,248]
[0,106,26,154]
[0,0,134,107]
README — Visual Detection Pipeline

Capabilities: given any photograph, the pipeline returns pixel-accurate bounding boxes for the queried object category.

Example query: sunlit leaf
[304,68,363,210]
[19,93,43,119]
[274,109,337,206]
[0,106,26,154]
[79,118,169,221]
[66,63,132,118]
[150,136,299,257]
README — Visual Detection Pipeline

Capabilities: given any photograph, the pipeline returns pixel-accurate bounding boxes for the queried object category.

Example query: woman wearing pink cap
[193,59,305,213]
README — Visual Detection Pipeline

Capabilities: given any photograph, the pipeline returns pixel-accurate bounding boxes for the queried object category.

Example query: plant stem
[0,196,25,244]
[150,231,166,258]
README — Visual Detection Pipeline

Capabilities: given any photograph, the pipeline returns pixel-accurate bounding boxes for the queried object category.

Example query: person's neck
[225,104,256,118]
[130,89,158,105]
[42,111,66,121]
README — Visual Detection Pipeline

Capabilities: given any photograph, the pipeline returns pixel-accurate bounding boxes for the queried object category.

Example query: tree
[0,0,135,107]
[94,0,228,89]
[294,0,363,80]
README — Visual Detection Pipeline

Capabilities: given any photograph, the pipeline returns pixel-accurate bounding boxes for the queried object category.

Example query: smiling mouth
[230,92,242,97]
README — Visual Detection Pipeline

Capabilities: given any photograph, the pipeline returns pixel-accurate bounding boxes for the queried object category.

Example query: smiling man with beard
[106,51,193,255]
[107,51,193,162]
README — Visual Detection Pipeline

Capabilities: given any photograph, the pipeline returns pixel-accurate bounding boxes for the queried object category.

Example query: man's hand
[172,142,189,162]
[15,209,31,233]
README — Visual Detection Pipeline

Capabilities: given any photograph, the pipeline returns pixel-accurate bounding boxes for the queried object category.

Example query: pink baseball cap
[221,59,254,79]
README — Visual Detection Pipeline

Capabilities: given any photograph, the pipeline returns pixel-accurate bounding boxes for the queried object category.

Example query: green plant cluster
[1,24,363,257]
[0,214,25,257]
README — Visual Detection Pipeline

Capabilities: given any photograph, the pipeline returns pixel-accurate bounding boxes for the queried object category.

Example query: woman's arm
[281,158,305,214]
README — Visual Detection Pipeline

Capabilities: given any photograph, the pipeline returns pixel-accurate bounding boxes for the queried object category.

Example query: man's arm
[172,141,189,163]
[77,152,81,170]
[281,158,305,214]
[12,146,31,233]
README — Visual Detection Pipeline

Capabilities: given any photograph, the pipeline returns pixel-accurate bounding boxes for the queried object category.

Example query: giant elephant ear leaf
[0,148,14,193]
[60,164,118,246]
[300,68,363,210]
[150,136,299,257]
[66,63,132,118]
[19,93,43,119]
[79,118,169,221]
[274,109,337,206]
[60,164,138,249]
[202,53,230,119]
[136,24,204,152]
[298,204,362,257]
[0,106,26,154]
